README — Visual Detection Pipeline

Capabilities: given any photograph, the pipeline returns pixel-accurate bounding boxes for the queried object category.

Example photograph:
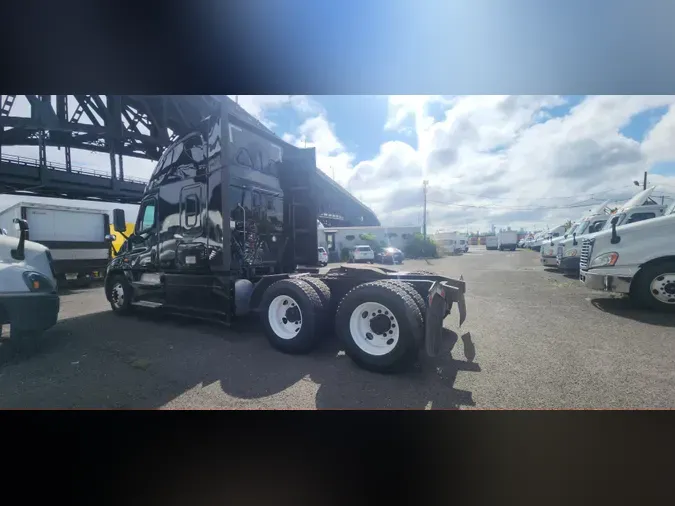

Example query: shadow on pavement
[590,297,675,328]
[0,309,480,410]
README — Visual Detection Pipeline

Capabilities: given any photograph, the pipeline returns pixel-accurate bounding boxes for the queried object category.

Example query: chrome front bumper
[540,256,557,267]
[579,269,632,294]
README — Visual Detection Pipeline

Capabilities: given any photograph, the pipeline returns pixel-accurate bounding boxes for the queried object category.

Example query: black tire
[106,274,134,315]
[406,270,436,276]
[631,261,675,312]
[300,277,331,308]
[335,280,423,373]
[260,278,324,354]
[383,280,427,325]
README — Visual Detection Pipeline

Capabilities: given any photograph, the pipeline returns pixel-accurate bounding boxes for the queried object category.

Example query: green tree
[403,233,438,259]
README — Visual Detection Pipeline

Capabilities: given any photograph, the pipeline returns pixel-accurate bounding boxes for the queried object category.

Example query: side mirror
[610,218,621,245]
[572,232,577,246]
[11,218,29,261]
[113,209,126,233]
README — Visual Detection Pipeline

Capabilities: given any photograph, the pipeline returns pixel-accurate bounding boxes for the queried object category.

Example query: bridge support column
[38,131,46,167]
[109,146,117,182]
[56,95,72,172]
[118,153,124,181]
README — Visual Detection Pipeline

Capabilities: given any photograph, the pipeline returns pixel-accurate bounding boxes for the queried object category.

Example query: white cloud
[348,95,675,232]
[281,114,356,186]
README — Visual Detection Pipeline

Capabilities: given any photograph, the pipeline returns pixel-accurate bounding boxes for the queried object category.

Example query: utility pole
[422,180,429,240]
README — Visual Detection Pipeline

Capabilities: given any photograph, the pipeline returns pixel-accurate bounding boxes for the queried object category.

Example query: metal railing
[0,153,148,185]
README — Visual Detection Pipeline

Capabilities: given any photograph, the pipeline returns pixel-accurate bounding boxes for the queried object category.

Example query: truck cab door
[128,196,160,283]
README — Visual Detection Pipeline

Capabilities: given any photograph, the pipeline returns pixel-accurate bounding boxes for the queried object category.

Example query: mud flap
[425,292,446,357]
[424,281,467,357]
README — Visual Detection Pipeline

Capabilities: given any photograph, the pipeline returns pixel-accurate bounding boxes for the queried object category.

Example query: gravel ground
[1,247,674,409]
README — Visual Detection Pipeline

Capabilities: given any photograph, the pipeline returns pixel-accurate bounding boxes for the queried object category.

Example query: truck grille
[579,239,594,270]
[556,245,564,261]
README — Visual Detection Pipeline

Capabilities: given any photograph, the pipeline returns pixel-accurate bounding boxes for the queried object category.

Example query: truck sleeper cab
[579,201,675,312]
[103,99,468,373]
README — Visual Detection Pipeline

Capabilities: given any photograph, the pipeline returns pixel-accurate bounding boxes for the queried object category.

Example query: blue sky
[257,95,675,176]
[245,94,675,230]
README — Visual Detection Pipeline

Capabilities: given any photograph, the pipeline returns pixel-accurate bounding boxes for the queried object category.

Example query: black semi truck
[104,99,467,373]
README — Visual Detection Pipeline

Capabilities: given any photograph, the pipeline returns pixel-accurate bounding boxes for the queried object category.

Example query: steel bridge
[0,95,379,224]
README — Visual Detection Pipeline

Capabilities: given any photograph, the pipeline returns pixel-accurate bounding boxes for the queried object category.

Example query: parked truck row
[537,186,675,312]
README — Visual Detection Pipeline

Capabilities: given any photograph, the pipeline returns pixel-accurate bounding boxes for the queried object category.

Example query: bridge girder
[0,95,380,224]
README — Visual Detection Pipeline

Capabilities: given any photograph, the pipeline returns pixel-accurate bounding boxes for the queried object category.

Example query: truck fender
[248,274,290,312]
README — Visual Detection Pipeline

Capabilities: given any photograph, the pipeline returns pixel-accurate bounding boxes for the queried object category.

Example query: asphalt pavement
[1,247,674,409]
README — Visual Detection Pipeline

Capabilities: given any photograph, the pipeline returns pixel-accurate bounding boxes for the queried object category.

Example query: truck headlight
[22,271,55,293]
[590,252,619,268]
[564,249,578,257]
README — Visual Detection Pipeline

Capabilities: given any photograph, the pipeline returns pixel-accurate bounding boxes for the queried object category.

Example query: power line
[441,184,637,201]
[426,198,634,212]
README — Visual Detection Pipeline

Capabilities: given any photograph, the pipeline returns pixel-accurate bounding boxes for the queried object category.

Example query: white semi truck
[557,187,667,275]
[580,199,675,312]
[0,218,60,353]
[530,225,566,252]
[539,200,612,269]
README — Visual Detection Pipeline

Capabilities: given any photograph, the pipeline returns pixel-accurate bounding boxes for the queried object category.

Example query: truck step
[131,281,163,289]
[131,300,163,308]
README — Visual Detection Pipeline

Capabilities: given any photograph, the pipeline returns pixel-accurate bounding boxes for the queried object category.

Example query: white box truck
[0,202,111,286]
[580,199,675,311]
[497,230,518,251]
[485,235,498,250]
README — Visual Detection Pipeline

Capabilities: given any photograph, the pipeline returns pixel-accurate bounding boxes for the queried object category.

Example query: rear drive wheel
[632,262,675,312]
[383,280,426,326]
[406,270,436,276]
[106,275,134,315]
[261,278,323,354]
[335,281,423,373]
[300,277,334,330]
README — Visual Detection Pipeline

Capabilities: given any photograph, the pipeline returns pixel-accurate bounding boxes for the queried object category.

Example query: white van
[485,235,498,250]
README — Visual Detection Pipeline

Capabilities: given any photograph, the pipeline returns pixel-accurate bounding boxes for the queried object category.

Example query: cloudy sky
[4,95,675,232]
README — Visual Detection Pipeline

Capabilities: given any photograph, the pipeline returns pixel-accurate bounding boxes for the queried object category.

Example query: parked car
[317,247,328,266]
[375,247,404,264]
[349,245,375,263]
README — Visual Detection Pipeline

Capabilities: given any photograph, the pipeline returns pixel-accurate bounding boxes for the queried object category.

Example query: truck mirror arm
[10,218,29,261]
[572,232,577,246]
[610,222,621,245]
